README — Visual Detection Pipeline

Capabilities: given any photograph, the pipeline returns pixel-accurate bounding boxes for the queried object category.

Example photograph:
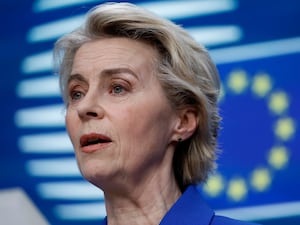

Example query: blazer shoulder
[212,215,260,225]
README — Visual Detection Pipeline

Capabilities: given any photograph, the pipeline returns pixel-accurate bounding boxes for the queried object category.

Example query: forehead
[72,37,158,74]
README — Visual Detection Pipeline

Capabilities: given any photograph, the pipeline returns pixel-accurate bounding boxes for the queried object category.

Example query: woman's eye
[70,91,83,100]
[111,84,126,95]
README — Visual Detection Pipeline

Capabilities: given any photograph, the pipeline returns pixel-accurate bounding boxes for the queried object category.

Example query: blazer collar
[100,185,214,225]
[159,185,215,225]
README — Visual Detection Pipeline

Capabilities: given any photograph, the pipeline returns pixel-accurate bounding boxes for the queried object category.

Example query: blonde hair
[54,2,221,191]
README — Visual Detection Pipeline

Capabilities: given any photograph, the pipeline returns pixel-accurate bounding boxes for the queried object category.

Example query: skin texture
[65,37,197,225]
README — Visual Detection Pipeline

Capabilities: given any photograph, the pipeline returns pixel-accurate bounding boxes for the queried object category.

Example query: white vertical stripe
[33,0,104,12]
[17,76,60,98]
[140,0,238,19]
[27,15,85,42]
[211,37,300,64]
[19,132,72,154]
[15,104,65,128]
[187,25,242,46]
[54,202,106,220]
[26,158,80,177]
[37,181,104,200]
[21,51,52,74]
[216,201,300,221]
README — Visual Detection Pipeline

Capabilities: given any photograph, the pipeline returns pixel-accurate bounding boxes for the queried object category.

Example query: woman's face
[66,37,179,189]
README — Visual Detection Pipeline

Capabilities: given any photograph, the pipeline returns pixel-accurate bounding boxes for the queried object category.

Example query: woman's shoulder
[212,215,260,225]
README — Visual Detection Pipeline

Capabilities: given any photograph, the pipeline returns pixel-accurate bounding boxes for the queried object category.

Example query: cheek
[65,110,78,146]
[117,101,172,145]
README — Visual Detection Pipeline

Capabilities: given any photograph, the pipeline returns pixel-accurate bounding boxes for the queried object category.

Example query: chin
[78,160,104,181]
[78,160,117,189]
[81,170,108,190]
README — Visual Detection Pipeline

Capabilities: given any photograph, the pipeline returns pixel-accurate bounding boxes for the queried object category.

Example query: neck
[105,180,181,225]
[103,165,181,225]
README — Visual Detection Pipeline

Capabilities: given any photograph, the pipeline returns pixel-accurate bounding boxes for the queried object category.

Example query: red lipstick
[80,133,112,153]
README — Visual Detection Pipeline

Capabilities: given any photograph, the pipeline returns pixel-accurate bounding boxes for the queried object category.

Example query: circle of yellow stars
[203,69,296,202]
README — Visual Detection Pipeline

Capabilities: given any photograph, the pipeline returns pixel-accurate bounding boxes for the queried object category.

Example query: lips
[80,133,112,153]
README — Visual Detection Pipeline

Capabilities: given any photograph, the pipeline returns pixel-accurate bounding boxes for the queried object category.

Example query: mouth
[80,133,112,148]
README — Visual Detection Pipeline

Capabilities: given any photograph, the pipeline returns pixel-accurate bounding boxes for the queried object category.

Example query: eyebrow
[101,68,138,80]
[68,67,139,84]
[67,73,87,85]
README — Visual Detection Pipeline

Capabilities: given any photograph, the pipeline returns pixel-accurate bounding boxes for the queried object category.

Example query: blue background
[1,0,299,224]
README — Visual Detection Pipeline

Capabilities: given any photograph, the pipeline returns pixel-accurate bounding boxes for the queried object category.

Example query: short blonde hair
[54,2,221,191]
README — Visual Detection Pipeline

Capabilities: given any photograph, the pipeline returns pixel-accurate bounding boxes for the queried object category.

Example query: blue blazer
[100,185,260,225]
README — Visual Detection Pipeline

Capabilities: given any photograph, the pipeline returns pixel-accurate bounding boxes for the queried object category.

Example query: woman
[54,2,259,225]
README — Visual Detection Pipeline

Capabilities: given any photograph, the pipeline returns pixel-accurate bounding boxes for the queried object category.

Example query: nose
[76,92,104,120]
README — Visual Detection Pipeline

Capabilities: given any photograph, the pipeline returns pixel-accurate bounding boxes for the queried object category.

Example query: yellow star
[227,177,247,201]
[203,173,224,197]
[268,91,289,115]
[250,168,272,191]
[268,146,289,169]
[252,73,272,97]
[227,70,248,94]
[274,117,296,141]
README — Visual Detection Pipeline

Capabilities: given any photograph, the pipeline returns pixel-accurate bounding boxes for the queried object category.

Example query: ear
[172,108,198,142]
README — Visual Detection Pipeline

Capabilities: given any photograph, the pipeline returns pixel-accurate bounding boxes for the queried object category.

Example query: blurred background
[1,0,299,224]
